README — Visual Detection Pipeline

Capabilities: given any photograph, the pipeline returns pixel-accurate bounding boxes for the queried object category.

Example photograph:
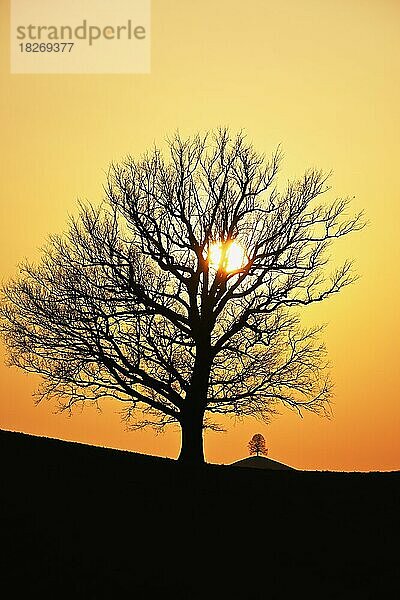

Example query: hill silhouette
[1,429,399,598]
[231,455,295,470]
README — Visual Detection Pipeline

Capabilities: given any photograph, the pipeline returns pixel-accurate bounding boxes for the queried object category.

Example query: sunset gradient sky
[1,0,399,471]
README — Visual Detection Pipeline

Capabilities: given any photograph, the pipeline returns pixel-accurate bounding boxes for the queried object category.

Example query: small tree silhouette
[248,434,268,457]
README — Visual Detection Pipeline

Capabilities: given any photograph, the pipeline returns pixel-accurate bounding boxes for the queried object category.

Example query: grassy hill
[1,429,399,598]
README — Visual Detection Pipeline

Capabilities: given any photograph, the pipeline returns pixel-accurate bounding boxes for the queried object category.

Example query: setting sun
[207,240,248,272]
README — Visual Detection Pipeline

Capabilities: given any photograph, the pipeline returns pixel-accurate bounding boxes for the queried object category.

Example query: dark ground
[1,429,399,599]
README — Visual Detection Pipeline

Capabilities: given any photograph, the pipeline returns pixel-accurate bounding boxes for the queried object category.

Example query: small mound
[231,455,295,470]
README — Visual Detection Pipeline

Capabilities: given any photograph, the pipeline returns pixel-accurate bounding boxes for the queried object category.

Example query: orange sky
[1,0,399,471]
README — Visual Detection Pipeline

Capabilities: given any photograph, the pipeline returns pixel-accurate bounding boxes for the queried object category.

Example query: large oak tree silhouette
[0,130,364,464]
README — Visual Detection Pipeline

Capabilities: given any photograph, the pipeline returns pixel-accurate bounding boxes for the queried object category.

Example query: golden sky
[1,0,399,470]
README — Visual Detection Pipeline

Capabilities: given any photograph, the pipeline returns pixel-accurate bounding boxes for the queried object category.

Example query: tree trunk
[178,331,212,465]
[178,406,205,465]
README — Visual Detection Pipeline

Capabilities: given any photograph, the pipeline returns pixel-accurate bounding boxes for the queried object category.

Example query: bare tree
[248,433,268,457]
[0,129,364,464]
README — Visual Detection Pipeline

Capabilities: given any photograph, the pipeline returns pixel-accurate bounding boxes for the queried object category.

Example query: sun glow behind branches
[207,241,248,273]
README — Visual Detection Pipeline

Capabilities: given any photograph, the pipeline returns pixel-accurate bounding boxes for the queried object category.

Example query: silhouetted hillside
[231,455,294,469]
[1,429,399,598]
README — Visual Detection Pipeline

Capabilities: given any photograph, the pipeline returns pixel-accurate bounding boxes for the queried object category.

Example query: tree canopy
[0,129,364,463]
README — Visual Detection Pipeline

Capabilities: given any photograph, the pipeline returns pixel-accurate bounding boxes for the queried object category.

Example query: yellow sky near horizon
[0,0,399,470]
